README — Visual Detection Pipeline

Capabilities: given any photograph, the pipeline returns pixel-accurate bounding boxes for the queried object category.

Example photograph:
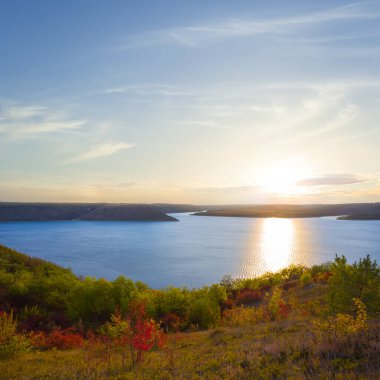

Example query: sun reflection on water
[261,218,294,273]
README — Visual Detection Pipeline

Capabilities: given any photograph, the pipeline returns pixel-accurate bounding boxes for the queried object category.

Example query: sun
[260,162,307,195]
[263,171,296,194]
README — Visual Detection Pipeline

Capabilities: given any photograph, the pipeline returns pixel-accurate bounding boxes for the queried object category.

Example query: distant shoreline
[0,203,178,222]
[1,202,380,221]
[192,203,380,220]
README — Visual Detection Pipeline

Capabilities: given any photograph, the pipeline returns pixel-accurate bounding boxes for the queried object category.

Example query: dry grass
[0,314,379,379]
[1,283,379,379]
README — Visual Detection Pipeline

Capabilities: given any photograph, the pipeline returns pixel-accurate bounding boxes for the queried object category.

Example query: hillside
[0,203,177,222]
[0,245,379,379]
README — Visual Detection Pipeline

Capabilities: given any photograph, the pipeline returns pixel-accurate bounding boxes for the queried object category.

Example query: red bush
[235,289,263,305]
[30,328,84,350]
[132,320,160,351]
[127,302,165,363]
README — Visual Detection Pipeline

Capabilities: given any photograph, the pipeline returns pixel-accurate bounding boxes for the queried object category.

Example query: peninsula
[0,203,178,222]
[193,203,380,220]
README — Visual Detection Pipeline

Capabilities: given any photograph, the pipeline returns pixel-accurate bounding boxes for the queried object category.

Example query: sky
[1,0,380,204]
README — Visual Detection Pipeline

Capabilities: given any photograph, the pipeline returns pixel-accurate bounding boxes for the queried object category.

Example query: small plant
[100,301,165,366]
[127,301,165,365]
[265,288,289,321]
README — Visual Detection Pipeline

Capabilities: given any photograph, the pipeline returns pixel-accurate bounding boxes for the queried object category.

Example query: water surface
[0,213,379,288]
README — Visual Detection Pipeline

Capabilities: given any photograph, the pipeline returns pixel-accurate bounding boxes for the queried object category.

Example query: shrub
[280,265,307,281]
[314,271,333,283]
[0,310,30,359]
[17,305,48,332]
[310,262,332,277]
[30,328,84,350]
[101,301,165,366]
[281,281,298,291]
[265,288,289,321]
[313,298,369,358]
[221,297,235,310]
[315,298,367,335]
[161,313,182,332]
[222,305,264,327]
[189,297,221,329]
[300,272,312,288]
[153,287,191,323]
[235,289,263,305]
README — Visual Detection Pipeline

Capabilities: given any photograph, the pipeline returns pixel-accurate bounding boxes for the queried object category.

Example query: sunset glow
[262,168,298,195]
[259,162,309,196]
[0,1,379,204]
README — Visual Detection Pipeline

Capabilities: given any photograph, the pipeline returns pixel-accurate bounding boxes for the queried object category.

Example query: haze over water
[0,213,379,288]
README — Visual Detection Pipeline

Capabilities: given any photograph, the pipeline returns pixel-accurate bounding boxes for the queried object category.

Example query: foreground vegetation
[0,244,379,379]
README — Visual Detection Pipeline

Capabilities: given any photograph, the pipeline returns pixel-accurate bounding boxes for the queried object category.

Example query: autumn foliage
[98,301,165,366]
[1,242,380,380]
[30,328,84,350]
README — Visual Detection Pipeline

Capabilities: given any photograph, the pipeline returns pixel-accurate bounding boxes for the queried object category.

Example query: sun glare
[261,218,294,272]
[260,162,308,195]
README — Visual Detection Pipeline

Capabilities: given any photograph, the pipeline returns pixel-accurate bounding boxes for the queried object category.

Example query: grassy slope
[1,283,379,380]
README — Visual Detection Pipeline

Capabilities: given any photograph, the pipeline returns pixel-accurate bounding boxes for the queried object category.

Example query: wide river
[0,213,379,288]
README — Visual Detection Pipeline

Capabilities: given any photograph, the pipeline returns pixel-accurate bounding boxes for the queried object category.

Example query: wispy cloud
[103,84,193,97]
[297,174,366,186]
[68,142,135,163]
[180,120,232,130]
[189,185,263,193]
[17,119,87,134]
[120,2,380,48]
[6,106,47,119]
[0,102,86,136]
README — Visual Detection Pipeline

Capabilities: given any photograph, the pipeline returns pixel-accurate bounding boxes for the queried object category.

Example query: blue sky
[1,0,380,203]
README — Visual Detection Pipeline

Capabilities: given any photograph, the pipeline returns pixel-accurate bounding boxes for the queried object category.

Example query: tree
[328,255,380,313]
[189,297,220,329]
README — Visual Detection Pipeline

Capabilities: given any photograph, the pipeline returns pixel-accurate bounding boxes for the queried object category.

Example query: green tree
[66,278,115,327]
[189,297,220,329]
[328,255,380,313]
